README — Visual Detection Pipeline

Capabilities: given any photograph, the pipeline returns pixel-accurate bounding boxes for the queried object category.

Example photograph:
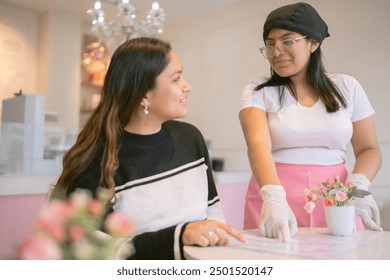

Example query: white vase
[324,205,355,236]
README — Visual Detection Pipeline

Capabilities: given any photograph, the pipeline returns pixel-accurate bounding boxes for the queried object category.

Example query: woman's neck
[124,116,163,135]
[290,78,318,107]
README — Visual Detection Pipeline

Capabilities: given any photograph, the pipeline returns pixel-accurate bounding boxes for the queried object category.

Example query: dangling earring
[144,104,149,115]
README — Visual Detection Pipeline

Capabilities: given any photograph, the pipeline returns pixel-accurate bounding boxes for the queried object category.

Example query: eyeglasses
[259,36,307,59]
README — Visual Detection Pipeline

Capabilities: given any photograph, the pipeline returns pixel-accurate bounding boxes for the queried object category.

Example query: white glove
[347,173,383,231]
[259,185,298,242]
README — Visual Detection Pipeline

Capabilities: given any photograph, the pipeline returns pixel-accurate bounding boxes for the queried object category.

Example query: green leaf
[351,186,371,198]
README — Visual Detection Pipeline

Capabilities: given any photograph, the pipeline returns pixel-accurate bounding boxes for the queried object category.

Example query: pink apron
[243,163,364,230]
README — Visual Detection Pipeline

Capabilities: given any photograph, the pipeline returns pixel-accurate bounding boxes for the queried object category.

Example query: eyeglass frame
[259,36,307,59]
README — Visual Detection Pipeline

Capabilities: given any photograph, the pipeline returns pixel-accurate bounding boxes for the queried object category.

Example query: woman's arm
[350,116,382,180]
[239,107,297,241]
[128,220,245,260]
[129,225,179,260]
[239,107,279,187]
[348,116,382,230]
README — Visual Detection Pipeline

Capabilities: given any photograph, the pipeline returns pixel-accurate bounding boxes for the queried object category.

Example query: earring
[144,104,149,115]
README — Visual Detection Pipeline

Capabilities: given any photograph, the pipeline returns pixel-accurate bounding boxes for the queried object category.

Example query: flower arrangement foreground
[16,188,134,260]
[304,174,371,214]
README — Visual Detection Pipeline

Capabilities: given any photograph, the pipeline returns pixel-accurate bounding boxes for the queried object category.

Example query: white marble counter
[185,227,390,260]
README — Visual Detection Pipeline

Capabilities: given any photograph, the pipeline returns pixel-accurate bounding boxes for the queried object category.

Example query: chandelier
[87,0,165,40]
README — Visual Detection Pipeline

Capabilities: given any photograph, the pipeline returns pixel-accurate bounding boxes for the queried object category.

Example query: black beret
[263,2,330,43]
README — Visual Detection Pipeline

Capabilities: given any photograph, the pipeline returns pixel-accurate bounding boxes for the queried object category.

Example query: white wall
[162,0,390,187]
[0,3,39,115]
[0,2,81,135]
[39,10,81,135]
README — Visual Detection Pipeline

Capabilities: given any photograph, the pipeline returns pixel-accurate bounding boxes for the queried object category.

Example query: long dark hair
[256,45,346,113]
[55,37,172,196]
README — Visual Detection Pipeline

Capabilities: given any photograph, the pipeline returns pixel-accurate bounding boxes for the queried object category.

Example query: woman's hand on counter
[182,219,246,247]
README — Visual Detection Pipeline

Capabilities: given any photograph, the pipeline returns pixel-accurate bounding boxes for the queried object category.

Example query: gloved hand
[259,185,298,242]
[347,173,383,231]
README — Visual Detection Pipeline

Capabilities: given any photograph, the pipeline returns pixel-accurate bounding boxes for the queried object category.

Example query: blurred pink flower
[33,200,75,242]
[69,225,86,242]
[16,188,134,260]
[88,200,105,216]
[105,212,134,237]
[18,235,62,260]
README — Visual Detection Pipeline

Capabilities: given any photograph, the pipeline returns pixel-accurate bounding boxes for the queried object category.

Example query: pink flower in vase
[306,193,318,203]
[335,191,348,203]
[324,199,335,207]
[304,173,371,214]
[304,201,316,214]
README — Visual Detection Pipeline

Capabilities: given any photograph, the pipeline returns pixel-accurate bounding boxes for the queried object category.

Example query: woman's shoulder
[327,73,374,120]
[326,72,360,86]
[326,72,365,99]
[241,77,283,112]
[165,121,206,148]
[245,77,269,91]
[165,120,202,135]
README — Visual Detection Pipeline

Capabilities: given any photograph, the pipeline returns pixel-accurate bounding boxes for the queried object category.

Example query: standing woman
[239,3,382,242]
[54,37,244,259]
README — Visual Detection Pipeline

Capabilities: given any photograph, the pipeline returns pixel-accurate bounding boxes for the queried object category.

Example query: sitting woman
[53,37,245,260]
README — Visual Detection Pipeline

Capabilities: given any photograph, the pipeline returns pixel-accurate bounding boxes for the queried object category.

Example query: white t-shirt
[240,73,374,165]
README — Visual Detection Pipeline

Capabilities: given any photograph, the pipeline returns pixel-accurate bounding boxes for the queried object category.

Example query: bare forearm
[247,145,280,187]
[352,148,382,181]
[239,108,280,188]
[350,117,382,182]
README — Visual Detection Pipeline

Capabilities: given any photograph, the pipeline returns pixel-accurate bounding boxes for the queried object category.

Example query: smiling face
[144,50,191,122]
[265,28,319,79]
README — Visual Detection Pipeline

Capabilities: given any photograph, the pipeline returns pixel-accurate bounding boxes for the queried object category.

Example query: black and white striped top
[77,120,224,260]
